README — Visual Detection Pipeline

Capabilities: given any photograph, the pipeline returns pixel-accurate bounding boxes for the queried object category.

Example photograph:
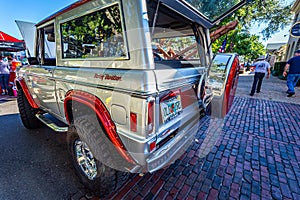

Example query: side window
[61,4,127,59]
[37,24,56,65]
[44,26,56,59]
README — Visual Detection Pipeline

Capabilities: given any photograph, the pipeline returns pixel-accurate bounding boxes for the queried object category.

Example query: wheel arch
[64,90,135,164]
[15,77,39,109]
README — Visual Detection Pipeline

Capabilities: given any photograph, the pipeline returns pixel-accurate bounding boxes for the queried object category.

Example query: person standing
[250,55,271,96]
[283,50,300,97]
[0,57,10,95]
[245,61,251,72]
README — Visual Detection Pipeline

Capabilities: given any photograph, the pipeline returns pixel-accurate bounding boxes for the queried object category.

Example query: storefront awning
[0,31,25,52]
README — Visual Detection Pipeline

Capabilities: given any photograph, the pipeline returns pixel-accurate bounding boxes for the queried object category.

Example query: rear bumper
[146,116,199,172]
[117,102,200,173]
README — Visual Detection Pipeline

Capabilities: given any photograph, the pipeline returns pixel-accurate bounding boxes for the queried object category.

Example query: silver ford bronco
[16,0,246,196]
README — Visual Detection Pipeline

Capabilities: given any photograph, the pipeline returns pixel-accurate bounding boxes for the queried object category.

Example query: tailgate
[153,65,206,145]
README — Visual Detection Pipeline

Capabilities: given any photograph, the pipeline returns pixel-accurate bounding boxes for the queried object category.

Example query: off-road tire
[17,89,43,129]
[67,115,129,196]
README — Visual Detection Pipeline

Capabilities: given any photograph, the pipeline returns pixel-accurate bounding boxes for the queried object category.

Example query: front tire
[17,89,43,129]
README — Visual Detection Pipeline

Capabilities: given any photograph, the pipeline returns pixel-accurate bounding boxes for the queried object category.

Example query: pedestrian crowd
[0,56,11,95]
[0,56,20,96]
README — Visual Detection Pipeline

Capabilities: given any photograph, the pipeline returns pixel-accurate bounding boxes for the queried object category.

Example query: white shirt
[253,60,270,74]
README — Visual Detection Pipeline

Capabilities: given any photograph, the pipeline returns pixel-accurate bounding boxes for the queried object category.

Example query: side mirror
[27,57,39,65]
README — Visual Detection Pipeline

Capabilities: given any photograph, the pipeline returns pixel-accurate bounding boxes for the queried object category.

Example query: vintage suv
[16,0,246,196]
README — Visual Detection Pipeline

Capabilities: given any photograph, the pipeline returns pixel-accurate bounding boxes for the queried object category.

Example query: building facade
[286,0,300,60]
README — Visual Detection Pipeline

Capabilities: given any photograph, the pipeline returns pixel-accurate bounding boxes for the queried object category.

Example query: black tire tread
[17,89,43,129]
[67,115,129,196]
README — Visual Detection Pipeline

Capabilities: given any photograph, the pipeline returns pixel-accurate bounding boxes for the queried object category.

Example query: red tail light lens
[147,101,154,133]
[160,90,180,102]
[130,112,137,132]
[149,140,156,152]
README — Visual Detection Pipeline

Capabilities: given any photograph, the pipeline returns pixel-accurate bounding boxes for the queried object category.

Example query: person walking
[283,50,300,97]
[250,55,271,96]
[0,57,10,95]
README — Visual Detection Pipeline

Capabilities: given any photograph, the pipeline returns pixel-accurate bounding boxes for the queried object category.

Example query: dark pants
[0,74,10,91]
[250,72,265,95]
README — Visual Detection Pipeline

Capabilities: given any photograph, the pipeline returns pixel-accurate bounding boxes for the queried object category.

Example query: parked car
[250,64,256,72]
[239,63,245,74]
[15,0,248,196]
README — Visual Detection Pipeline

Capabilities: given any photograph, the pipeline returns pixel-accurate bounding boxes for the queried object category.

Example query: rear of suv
[16,0,246,196]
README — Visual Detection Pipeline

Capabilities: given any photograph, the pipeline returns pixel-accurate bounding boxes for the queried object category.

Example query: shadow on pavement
[0,113,86,200]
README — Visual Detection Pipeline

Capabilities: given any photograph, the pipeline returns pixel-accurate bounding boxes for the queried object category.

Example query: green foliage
[240,0,292,39]
[212,30,266,60]
[273,61,287,73]
[214,0,293,39]
[211,0,293,59]
[61,5,122,46]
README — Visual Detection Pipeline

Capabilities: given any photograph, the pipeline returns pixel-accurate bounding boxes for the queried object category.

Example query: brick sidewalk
[237,73,300,105]
[3,75,299,199]
[90,96,300,200]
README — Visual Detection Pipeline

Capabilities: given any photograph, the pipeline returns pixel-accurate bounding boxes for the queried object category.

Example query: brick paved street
[1,74,299,200]
[236,73,299,105]
[99,75,300,200]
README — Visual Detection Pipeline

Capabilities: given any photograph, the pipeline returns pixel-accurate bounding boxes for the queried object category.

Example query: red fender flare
[15,78,39,109]
[64,90,135,164]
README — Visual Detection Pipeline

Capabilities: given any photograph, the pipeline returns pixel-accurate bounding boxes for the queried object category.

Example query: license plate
[160,95,182,123]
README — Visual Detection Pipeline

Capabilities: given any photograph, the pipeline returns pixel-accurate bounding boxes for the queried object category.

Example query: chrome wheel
[74,139,98,180]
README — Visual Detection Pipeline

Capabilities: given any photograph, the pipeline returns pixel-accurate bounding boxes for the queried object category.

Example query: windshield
[182,0,244,22]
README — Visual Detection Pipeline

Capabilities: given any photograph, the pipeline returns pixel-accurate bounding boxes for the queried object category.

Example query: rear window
[147,3,205,65]
[152,35,199,61]
[60,3,127,59]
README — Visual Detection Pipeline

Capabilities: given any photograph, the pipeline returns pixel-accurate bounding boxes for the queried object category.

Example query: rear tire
[17,89,43,129]
[67,115,129,196]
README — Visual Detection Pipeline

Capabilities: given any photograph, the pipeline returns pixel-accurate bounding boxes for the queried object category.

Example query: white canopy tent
[15,20,36,57]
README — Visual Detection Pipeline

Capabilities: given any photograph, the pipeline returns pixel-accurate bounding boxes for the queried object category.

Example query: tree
[210,0,292,59]
[212,30,266,61]
[186,0,292,39]
[223,0,293,39]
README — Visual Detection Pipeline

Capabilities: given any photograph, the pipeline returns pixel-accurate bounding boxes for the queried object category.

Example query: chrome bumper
[146,117,199,173]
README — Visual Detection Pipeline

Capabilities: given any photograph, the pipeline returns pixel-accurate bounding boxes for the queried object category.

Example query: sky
[1,0,77,39]
[250,23,291,46]
[0,0,295,45]
[265,27,290,44]
[250,0,295,45]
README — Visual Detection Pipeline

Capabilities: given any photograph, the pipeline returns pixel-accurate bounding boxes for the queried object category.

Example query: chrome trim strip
[52,76,158,97]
